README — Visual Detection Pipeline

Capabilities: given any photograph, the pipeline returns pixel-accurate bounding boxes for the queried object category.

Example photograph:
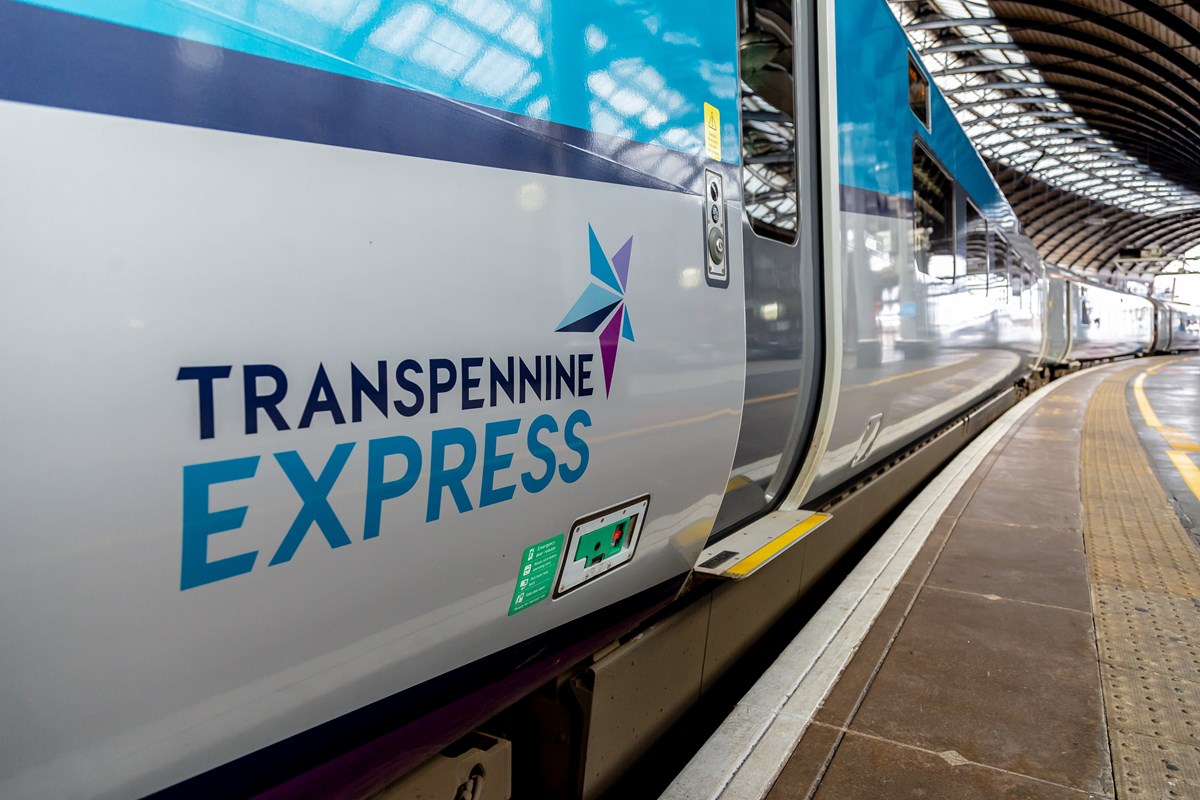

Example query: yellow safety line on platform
[1165,438,1200,453]
[1132,372,1163,430]
[1132,359,1200,498]
[727,513,830,577]
[1166,450,1200,503]
[1082,363,1200,799]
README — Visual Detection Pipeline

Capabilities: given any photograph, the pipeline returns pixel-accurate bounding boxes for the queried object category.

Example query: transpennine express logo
[555,224,634,397]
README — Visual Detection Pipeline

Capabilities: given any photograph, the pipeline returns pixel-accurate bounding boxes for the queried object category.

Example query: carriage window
[740,0,798,243]
[912,144,954,279]
[965,201,988,282]
[908,54,930,128]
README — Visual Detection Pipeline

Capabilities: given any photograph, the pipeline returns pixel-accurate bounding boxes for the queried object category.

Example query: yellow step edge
[727,513,832,577]
[694,510,833,580]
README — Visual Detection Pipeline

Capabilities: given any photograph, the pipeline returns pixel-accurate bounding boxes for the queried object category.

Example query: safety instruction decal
[704,102,722,161]
[509,534,564,615]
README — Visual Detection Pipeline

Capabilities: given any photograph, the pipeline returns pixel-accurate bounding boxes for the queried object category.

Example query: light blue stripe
[558,283,622,330]
[589,224,623,295]
[20,0,740,163]
[835,0,1007,219]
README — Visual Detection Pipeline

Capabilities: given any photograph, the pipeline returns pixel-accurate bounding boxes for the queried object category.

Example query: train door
[1046,274,1071,363]
[1154,302,1172,351]
[714,0,824,531]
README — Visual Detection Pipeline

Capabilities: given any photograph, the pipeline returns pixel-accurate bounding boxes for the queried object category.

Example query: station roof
[890,0,1200,284]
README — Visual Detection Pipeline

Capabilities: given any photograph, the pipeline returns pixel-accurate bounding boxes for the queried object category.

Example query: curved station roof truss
[889,0,1200,284]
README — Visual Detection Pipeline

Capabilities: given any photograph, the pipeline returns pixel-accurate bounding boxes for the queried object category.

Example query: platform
[664,356,1200,800]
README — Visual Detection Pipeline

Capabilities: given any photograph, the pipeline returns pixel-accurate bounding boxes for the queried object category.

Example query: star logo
[556,224,634,397]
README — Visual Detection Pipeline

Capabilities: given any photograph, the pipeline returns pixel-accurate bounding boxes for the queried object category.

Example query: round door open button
[707,226,725,265]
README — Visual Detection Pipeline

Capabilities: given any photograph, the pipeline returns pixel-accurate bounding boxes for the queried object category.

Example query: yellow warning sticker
[703,102,721,161]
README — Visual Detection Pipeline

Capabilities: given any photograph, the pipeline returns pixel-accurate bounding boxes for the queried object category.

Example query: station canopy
[888,0,1200,286]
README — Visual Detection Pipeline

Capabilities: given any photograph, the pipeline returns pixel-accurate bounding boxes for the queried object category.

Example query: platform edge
[659,369,1096,800]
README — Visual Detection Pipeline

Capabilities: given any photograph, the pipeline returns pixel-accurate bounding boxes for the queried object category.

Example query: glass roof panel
[887,0,1200,217]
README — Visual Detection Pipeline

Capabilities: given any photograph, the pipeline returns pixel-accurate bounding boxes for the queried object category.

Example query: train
[1,0,1197,798]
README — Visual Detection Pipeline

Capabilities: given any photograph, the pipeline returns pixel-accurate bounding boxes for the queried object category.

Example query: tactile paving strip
[1081,364,1200,799]
[1105,664,1200,747]
[1112,732,1200,800]
[1094,586,1200,678]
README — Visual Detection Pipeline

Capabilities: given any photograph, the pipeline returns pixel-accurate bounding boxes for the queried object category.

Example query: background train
[1,0,1197,799]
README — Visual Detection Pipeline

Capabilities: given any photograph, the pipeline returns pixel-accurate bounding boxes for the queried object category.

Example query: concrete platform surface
[774,356,1200,800]
[665,355,1200,800]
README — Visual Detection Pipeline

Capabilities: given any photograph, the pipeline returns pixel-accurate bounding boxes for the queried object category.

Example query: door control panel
[703,168,729,288]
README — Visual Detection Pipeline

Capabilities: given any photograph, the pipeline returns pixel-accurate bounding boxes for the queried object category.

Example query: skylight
[887,0,1200,217]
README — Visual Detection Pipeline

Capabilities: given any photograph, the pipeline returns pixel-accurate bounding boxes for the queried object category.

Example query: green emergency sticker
[509,534,564,615]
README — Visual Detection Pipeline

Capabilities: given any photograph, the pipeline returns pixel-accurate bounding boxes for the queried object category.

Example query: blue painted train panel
[834,0,1011,223]
[15,0,742,164]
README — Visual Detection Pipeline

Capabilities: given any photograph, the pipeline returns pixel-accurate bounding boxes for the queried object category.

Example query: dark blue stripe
[840,183,914,219]
[556,302,622,334]
[0,1,718,194]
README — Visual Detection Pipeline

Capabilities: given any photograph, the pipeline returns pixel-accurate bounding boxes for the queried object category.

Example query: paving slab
[847,587,1109,793]
[924,517,1091,613]
[810,730,1092,800]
